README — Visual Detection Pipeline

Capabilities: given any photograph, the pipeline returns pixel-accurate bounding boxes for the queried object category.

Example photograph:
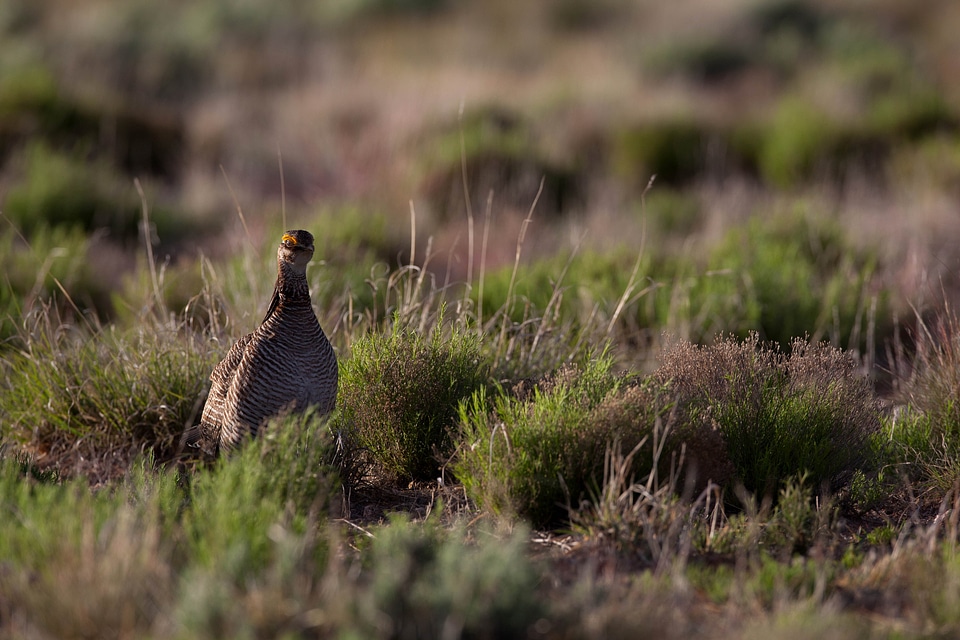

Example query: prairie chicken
[184,230,338,455]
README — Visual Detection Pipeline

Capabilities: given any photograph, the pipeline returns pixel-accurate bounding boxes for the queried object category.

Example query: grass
[0,310,216,475]
[0,224,107,342]
[1,183,958,636]
[1,178,958,638]
[455,355,629,525]
[882,307,960,496]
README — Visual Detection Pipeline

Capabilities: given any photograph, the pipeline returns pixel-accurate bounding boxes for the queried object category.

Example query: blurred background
[2,0,959,364]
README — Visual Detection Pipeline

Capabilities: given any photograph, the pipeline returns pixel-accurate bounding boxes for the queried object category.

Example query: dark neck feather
[262,258,311,324]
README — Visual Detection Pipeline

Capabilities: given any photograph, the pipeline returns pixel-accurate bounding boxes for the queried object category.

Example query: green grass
[0,224,108,342]
[3,141,142,237]
[0,189,953,638]
[0,312,217,469]
[882,310,960,495]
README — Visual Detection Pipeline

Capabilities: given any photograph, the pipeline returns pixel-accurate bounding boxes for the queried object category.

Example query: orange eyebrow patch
[282,234,297,245]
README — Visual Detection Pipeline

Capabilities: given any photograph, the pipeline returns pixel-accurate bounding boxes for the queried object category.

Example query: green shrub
[758,98,839,188]
[418,107,580,221]
[337,517,543,639]
[643,188,703,236]
[0,63,63,126]
[474,247,652,324]
[337,321,489,482]
[655,334,881,498]
[454,356,724,527]
[706,211,883,348]
[0,415,337,638]
[455,357,620,525]
[0,452,178,639]
[471,211,885,353]
[3,141,142,236]
[646,39,752,84]
[646,0,825,85]
[889,135,960,193]
[613,119,711,185]
[184,410,337,576]
[304,206,402,314]
[645,252,759,345]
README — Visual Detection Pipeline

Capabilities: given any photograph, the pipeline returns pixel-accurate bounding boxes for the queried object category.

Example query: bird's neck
[262,260,311,324]
[277,260,310,300]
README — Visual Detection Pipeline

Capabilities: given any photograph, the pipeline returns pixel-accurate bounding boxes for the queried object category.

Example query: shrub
[418,107,580,222]
[643,188,703,236]
[646,39,752,84]
[474,247,653,324]
[454,356,729,527]
[706,211,884,349]
[3,141,142,237]
[758,98,839,188]
[654,334,882,498]
[0,414,338,639]
[889,135,960,194]
[455,357,621,525]
[335,517,543,639]
[183,410,338,577]
[337,321,489,482]
[0,452,177,639]
[612,119,712,185]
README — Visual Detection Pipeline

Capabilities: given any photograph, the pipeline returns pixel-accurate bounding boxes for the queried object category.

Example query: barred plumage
[184,230,338,456]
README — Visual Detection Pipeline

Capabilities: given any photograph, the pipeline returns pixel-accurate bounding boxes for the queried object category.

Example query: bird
[183,229,338,456]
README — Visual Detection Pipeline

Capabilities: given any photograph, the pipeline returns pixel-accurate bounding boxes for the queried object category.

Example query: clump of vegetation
[612,119,714,186]
[0,314,216,475]
[0,225,111,342]
[756,98,842,188]
[884,311,960,495]
[455,357,626,525]
[334,516,544,639]
[654,333,882,498]
[643,188,703,236]
[0,412,339,639]
[184,410,339,576]
[2,142,143,237]
[337,321,489,483]
[455,355,729,527]
[705,211,884,349]
[418,106,581,221]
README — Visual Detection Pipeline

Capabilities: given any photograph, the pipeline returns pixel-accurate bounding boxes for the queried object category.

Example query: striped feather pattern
[184,230,338,455]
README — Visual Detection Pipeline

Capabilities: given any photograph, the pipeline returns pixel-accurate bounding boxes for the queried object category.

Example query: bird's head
[278,230,315,271]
